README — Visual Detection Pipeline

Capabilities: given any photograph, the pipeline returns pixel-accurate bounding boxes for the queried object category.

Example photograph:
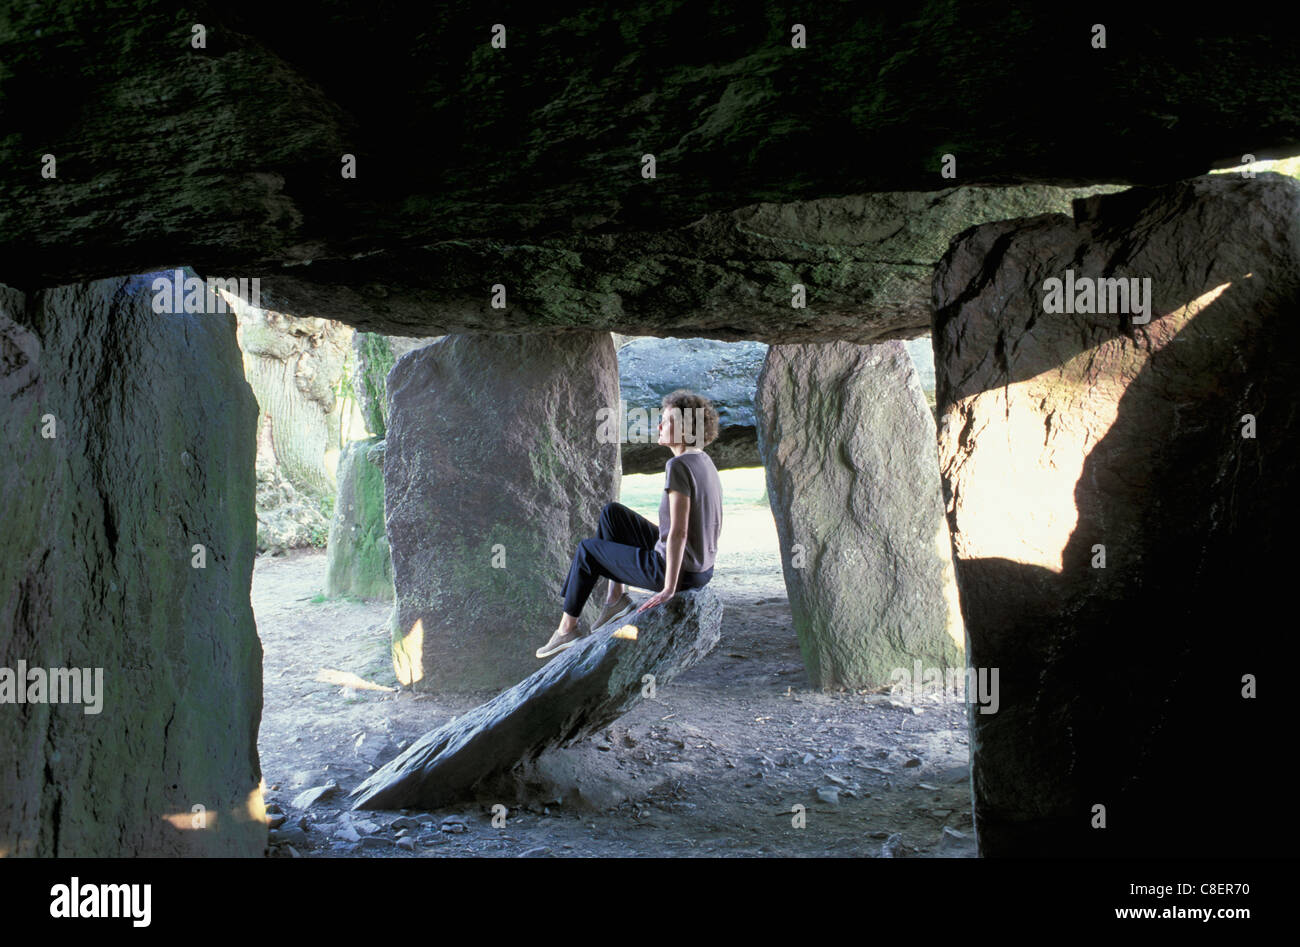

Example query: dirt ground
[254,502,977,858]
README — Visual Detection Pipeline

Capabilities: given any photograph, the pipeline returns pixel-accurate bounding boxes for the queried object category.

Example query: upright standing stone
[385,331,620,693]
[0,272,263,856]
[326,436,394,601]
[755,340,964,690]
[933,174,1298,857]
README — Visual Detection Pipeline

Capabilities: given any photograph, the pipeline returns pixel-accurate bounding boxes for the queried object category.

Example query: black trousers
[561,502,713,617]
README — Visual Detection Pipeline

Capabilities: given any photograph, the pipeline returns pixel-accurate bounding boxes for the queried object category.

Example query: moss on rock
[326,437,394,601]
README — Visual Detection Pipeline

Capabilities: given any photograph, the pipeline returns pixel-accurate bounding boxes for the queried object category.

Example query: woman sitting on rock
[536,389,724,659]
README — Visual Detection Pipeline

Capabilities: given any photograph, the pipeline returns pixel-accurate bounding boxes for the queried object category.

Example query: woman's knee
[598,502,625,538]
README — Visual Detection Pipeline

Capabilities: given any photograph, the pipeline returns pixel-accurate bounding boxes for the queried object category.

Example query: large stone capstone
[0,272,264,857]
[385,331,620,693]
[932,173,1297,857]
[5,4,1296,293]
[755,339,965,690]
[242,186,1130,344]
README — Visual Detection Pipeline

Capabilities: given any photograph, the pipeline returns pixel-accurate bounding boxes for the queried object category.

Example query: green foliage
[355,332,396,437]
[308,589,370,605]
[337,348,357,405]
[335,347,359,449]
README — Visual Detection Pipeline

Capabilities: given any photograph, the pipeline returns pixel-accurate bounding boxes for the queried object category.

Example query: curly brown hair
[661,388,720,448]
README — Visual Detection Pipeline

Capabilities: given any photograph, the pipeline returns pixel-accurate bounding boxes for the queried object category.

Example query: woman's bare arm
[662,489,690,593]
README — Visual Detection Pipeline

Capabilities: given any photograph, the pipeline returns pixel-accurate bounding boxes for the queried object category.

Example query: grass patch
[307,589,375,605]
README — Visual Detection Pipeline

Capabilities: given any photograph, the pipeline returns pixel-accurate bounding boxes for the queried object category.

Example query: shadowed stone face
[227,185,1129,344]
[933,174,1300,857]
[1,274,264,857]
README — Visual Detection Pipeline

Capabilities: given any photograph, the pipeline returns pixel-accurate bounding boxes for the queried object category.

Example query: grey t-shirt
[653,450,722,573]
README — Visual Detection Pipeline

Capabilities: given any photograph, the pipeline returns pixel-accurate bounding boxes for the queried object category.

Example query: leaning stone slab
[350,586,723,811]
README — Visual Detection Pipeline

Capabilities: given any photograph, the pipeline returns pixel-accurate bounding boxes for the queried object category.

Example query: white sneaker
[535,619,591,659]
[593,593,636,629]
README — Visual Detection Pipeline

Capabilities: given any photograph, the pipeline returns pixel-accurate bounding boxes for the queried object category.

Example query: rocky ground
[254,493,976,858]
[254,453,331,553]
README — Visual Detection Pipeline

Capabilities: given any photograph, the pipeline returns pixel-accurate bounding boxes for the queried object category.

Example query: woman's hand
[635,587,677,614]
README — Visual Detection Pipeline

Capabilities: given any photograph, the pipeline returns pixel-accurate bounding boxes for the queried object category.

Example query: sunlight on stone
[953,281,1233,573]
[933,520,966,650]
[394,618,424,686]
[316,668,397,692]
[160,810,218,830]
[245,780,268,826]
[159,779,268,832]
[1209,155,1300,179]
